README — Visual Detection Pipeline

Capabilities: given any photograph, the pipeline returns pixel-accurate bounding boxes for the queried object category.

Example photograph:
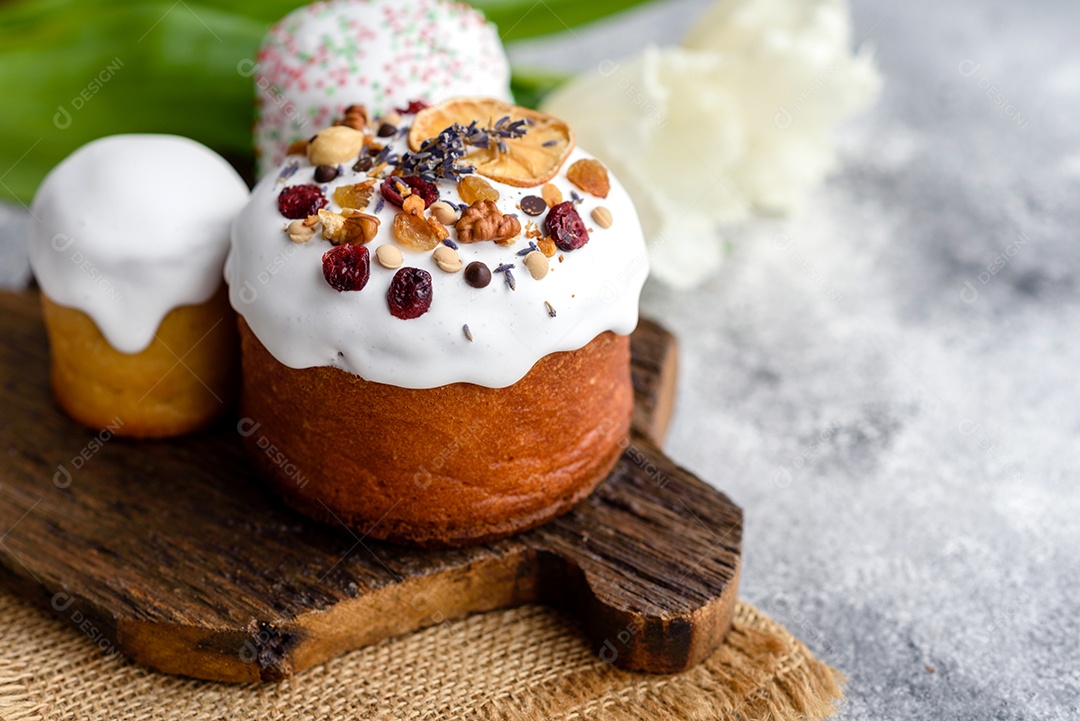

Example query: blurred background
[2,0,1079,719]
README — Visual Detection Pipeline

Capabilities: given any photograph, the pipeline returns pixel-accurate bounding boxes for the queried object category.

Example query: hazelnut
[591,206,613,229]
[307,126,365,166]
[286,218,315,243]
[375,244,403,269]
[433,245,463,273]
[430,201,458,226]
[523,251,549,280]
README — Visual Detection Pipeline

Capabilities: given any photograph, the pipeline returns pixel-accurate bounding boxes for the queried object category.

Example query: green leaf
[510,68,571,110]
[471,0,660,42]
[0,0,658,203]
[0,0,274,203]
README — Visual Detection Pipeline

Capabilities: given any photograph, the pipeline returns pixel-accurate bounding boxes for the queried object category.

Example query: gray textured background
[2,0,1078,718]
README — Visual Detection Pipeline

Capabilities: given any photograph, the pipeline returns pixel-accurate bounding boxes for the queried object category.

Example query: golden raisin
[541,183,562,207]
[393,211,441,251]
[457,175,500,205]
[566,158,610,199]
[333,180,376,211]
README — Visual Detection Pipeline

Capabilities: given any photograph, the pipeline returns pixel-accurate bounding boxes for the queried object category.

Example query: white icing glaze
[226,130,649,390]
[254,0,513,176]
[29,135,250,354]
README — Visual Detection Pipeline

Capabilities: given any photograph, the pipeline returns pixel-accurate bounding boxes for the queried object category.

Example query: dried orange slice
[408,98,575,188]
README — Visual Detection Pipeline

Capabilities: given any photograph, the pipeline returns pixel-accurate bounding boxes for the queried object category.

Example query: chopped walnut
[537,236,557,258]
[335,104,369,131]
[319,208,380,245]
[455,200,522,244]
[401,194,425,217]
[427,216,450,241]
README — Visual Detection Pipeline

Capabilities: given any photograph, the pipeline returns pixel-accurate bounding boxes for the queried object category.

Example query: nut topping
[429,201,458,226]
[375,244,403,269]
[319,208,380,245]
[307,126,366,166]
[523,251,549,280]
[433,245,463,273]
[591,206,613,229]
[455,200,521,244]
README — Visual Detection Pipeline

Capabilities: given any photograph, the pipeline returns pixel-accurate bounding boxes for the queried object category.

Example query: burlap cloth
[0,588,842,721]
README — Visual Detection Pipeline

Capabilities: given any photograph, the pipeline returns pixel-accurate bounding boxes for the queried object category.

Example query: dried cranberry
[544,201,590,252]
[278,184,328,219]
[380,176,439,209]
[396,99,430,115]
[322,245,370,292]
[387,267,433,319]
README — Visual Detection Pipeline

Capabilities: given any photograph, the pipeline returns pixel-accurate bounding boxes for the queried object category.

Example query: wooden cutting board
[0,291,742,683]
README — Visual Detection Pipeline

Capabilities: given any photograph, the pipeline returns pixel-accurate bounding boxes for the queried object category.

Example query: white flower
[541,0,880,288]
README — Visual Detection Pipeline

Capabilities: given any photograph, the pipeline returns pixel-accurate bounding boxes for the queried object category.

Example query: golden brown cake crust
[42,287,238,438]
[238,319,632,547]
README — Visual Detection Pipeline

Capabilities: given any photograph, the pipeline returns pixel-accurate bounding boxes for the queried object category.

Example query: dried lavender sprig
[516,242,539,257]
[398,123,475,182]
[495,262,517,291]
[398,113,534,183]
[442,238,459,250]
[278,161,299,181]
[375,144,399,166]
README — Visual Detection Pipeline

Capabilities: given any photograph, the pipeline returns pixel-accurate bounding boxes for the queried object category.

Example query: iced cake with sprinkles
[253,0,512,175]
[227,97,648,546]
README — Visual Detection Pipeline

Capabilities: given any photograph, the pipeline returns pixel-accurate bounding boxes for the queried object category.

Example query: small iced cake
[228,98,648,547]
[254,0,513,175]
[29,135,250,438]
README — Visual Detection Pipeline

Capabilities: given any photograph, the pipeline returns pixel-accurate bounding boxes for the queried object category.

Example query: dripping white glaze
[29,134,250,354]
[227,130,648,389]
